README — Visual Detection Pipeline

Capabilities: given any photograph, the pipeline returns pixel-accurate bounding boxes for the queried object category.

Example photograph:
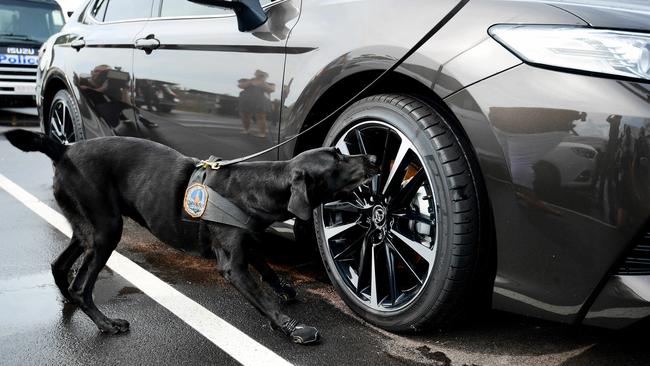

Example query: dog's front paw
[110,318,130,332]
[289,323,320,345]
[98,318,130,334]
[277,318,320,345]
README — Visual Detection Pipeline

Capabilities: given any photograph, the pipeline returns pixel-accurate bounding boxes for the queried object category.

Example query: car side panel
[67,19,148,139]
[130,0,300,159]
[279,0,583,161]
[37,0,151,139]
[279,0,462,161]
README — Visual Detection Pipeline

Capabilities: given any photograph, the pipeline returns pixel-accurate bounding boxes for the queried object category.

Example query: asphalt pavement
[0,109,39,127]
[1,119,650,366]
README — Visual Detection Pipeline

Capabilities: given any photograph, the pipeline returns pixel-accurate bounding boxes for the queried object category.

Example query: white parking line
[0,173,293,366]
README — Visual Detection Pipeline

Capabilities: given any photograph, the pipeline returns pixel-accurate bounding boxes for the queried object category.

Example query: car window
[159,0,275,18]
[90,0,108,20]
[160,0,230,17]
[92,0,153,22]
[0,2,65,43]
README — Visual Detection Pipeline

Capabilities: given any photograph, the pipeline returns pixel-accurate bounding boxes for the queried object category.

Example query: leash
[202,0,469,169]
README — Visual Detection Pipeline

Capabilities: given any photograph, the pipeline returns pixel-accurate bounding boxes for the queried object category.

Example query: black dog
[4,129,377,344]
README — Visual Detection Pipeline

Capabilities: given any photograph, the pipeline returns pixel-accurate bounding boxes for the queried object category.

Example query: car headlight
[489,25,650,81]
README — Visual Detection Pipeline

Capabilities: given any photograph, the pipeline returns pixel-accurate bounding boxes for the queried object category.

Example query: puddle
[0,270,63,337]
[0,270,54,292]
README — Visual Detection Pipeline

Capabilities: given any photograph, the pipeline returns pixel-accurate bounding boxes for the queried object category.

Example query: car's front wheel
[47,89,85,144]
[315,94,483,331]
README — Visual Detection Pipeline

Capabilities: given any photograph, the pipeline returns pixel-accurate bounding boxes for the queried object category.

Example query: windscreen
[0,1,65,44]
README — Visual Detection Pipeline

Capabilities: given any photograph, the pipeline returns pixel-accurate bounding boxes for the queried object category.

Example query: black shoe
[275,318,320,345]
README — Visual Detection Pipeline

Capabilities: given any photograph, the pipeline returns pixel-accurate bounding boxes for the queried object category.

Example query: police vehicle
[0,0,65,108]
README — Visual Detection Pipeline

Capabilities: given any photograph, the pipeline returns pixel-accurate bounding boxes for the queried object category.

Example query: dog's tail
[3,129,68,163]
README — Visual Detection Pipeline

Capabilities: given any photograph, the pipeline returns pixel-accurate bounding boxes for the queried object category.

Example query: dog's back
[5,130,200,250]
[66,136,203,246]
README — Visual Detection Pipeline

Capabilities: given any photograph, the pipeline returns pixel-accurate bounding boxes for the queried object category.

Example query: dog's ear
[288,170,312,220]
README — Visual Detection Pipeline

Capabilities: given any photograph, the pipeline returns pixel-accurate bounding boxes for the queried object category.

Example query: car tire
[314,94,483,331]
[47,89,85,144]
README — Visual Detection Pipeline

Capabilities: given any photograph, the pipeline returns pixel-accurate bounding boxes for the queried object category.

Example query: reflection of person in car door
[594,114,622,223]
[490,107,586,214]
[616,124,634,226]
[76,64,131,131]
[139,79,159,112]
[633,126,650,203]
[238,69,275,138]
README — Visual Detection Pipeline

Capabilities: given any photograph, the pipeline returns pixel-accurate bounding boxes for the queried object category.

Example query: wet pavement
[1,125,650,366]
[0,109,39,127]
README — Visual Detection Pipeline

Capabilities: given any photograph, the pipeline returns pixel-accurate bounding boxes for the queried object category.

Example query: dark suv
[37,0,650,331]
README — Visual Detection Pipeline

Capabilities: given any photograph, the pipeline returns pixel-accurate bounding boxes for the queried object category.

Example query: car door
[131,0,300,159]
[67,0,153,138]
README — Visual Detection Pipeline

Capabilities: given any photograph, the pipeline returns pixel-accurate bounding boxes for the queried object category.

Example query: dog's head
[287,147,378,220]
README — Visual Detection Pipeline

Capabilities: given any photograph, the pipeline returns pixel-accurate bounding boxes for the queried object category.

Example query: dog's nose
[366,155,377,165]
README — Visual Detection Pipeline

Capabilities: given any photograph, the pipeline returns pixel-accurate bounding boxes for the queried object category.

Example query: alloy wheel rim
[50,99,75,145]
[320,121,438,312]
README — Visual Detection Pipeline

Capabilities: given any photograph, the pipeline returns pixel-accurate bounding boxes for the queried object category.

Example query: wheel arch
[293,70,437,155]
[41,72,71,135]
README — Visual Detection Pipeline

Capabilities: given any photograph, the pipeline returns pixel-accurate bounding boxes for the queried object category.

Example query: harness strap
[202,186,259,231]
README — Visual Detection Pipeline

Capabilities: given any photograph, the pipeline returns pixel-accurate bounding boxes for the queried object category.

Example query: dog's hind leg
[211,227,319,344]
[247,247,297,303]
[68,216,128,334]
[51,235,84,302]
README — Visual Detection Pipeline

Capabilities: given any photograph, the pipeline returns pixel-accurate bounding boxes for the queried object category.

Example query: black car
[36,0,650,331]
[0,0,64,108]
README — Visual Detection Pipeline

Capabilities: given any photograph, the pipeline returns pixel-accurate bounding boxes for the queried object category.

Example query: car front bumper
[444,63,650,328]
[585,275,650,329]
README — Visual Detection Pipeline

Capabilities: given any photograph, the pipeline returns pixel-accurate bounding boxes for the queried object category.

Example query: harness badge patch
[184,183,209,218]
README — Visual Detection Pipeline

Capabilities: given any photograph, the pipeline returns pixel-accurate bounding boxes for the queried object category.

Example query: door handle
[70,38,86,51]
[134,34,160,54]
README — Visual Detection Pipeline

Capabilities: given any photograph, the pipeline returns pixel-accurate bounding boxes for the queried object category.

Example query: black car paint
[129,0,294,160]
[36,0,650,328]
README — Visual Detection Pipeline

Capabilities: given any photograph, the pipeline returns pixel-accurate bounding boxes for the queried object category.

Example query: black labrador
[4,129,377,345]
